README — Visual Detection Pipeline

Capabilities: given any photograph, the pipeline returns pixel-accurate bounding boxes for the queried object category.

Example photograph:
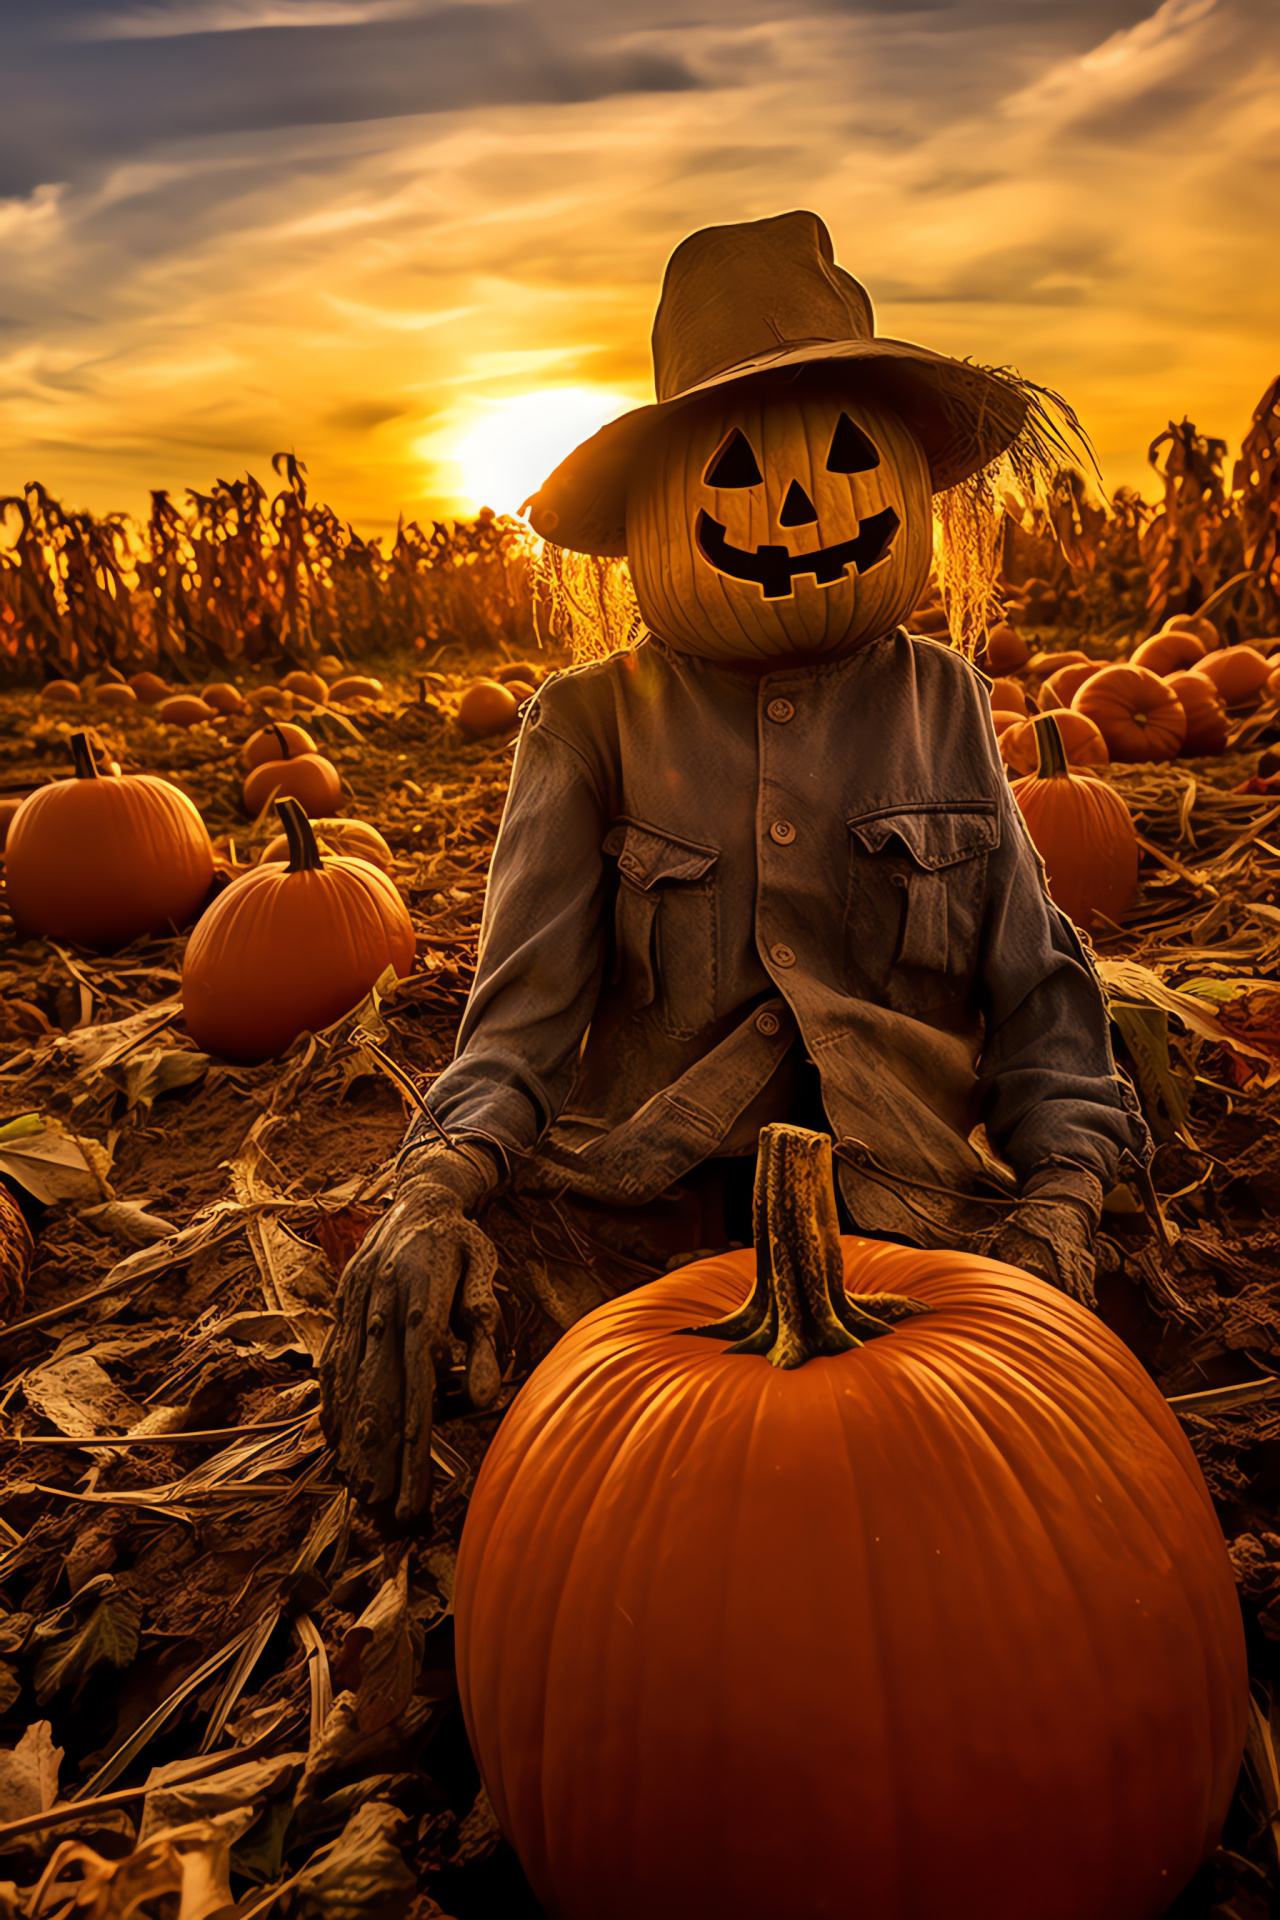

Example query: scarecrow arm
[398,706,609,1171]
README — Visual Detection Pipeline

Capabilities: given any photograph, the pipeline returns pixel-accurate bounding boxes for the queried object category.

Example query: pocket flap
[603,818,719,889]
[848,803,999,870]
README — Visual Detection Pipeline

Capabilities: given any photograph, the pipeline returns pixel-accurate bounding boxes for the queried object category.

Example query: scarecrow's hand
[319,1142,501,1526]
[977,1166,1104,1312]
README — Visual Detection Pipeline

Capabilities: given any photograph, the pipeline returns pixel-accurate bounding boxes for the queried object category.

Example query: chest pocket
[843,802,999,1002]
[603,818,719,1040]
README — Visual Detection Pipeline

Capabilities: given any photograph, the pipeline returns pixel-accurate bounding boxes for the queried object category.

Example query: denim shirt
[401,629,1150,1245]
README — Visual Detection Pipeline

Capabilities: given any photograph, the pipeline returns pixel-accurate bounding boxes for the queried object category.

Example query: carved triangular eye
[704,429,763,489]
[826,413,881,474]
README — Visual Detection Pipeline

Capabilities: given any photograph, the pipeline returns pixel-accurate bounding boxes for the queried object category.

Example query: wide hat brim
[526,336,1030,559]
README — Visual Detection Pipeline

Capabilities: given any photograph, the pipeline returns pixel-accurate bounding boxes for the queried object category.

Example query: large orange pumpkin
[1000,706,1108,776]
[1072,664,1186,761]
[626,385,932,660]
[1011,714,1139,929]
[456,1125,1247,1920]
[4,733,215,947]
[1164,671,1229,756]
[182,797,414,1062]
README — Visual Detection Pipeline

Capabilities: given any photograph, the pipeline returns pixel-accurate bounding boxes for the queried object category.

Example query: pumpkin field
[2,380,1280,1918]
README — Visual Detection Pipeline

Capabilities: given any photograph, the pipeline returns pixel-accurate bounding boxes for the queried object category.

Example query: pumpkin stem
[269,722,293,761]
[683,1124,931,1367]
[276,796,325,873]
[1032,712,1071,780]
[69,731,101,781]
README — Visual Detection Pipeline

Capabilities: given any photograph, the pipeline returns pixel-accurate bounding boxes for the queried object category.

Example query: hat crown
[652,210,875,404]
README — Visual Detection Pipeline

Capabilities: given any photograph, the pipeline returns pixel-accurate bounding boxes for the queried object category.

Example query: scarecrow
[321,211,1152,1525]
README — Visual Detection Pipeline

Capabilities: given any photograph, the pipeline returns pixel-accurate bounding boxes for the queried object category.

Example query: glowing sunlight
[447,387,636,517]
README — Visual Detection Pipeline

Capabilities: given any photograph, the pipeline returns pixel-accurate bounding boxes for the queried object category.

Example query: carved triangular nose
[778,480,818,527]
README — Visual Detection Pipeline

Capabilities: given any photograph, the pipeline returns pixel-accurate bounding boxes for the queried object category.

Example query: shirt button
[766,697,795,724]
[755,1009,780,1036]
[769,819,796,845]
[769,943,796,969]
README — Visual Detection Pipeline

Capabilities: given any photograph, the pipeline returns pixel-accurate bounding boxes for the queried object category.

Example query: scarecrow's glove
[320,1138,503,1526]
[976,1164,1104,1312]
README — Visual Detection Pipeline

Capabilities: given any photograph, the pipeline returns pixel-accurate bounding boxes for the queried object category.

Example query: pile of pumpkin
[0,729,413,1065]
[984,609,1280,776]
[978,611,1280,936]
[33,654,545,741]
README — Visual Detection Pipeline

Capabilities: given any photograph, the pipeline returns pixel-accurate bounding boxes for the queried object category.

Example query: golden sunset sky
[1,0,1277,535]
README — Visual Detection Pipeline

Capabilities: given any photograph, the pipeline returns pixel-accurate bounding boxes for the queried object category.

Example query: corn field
[2,378,1278,685]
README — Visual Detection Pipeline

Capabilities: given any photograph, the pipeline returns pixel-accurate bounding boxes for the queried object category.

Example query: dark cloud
[0,4,701,195]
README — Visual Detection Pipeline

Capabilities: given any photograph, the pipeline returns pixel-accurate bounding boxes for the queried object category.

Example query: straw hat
[525,210,1037,559]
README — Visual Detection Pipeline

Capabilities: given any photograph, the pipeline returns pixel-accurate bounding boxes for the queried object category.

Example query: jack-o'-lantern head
[524,212,1073,662]
[625,379,931,661]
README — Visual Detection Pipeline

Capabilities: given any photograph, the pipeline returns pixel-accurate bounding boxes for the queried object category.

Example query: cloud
[0,0,1277,530]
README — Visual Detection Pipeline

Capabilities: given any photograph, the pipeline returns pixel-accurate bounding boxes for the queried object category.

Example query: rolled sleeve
[974,764,1151,1184]
[400,704,609,1163]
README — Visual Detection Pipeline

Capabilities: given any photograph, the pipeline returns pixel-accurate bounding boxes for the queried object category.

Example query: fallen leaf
[94,1046,211,1115]
[0,1721,62,1826]
[0,1127,103,1205]
[33,1589,141,1706]
[23,1354,144,1437]
[78,1201,178,1246]
[138,1752,306,1847]
[290,1800,415,1920]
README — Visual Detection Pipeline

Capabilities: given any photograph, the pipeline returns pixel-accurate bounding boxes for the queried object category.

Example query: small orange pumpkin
[280,670,329,704]
[1130,630,1204,675]
[1072,665,1186,762]
[202,682,246,715]
[458,680,520,739]
[246,685,293,714]
[128,671,169,704]
[92,682,138,708]
[983,622,1028,676]
[989,709,1022,738]
[240,723,317,773]
[988,678,1028,716]
[158,695,218,729]
[241,727,343,818]
[258,816,393,872]
[1164,613,1219,650]
[1164,672,1229,756]
[1038,661,1101,712]
[494,661,544,688]
[1001,708,1109,777]
[1191,646,1272,707]
[4,732,215,946]
[182,796,415,1062]
[1025,649,1091,680]
[328,674,385,703]
[41,680,81,703]
[1011,715,1139,930]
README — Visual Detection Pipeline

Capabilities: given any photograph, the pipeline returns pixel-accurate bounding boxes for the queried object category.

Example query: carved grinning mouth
[694,505,901,602]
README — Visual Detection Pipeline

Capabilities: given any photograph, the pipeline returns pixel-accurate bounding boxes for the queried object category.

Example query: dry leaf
[0,1127,103,1206]
[138,1752,306,1846]
[78,1201,178,1246]
[0,1720,62,1826]
[289,1800,415,1920]
[336,1562,421,1737]
[27,1818,236,1920]
[23,1353,145,1437]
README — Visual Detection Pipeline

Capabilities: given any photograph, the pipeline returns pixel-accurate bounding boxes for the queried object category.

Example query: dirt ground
[1,645,1280,1919]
